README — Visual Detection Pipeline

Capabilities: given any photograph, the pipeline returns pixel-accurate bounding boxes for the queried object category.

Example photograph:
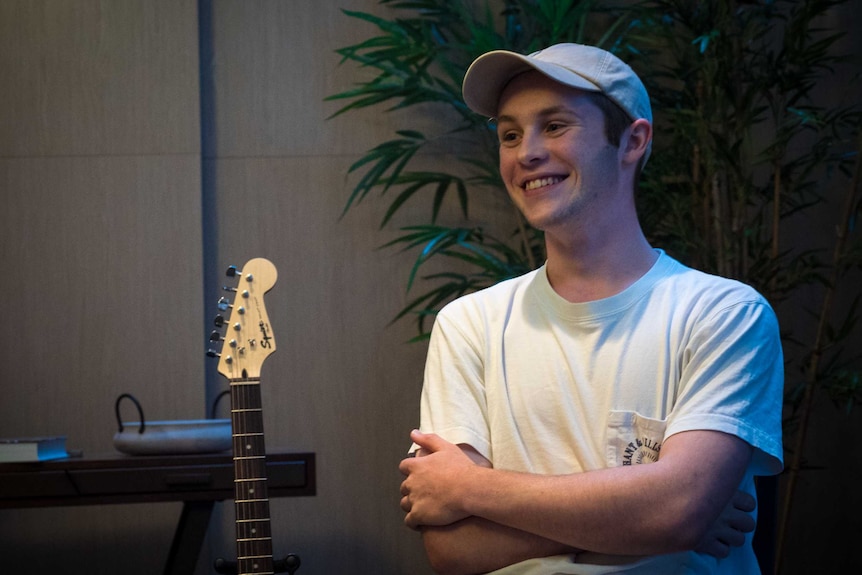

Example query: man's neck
[543,226,658,304]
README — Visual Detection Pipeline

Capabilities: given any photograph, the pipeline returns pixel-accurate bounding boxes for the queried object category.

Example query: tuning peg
[205,349,233,363]
[214,314,226,328]
[217,297,245,315]
[225,263,256,283]
[224,287,250,298]
[211,331,238,349]
[211,330,238,345]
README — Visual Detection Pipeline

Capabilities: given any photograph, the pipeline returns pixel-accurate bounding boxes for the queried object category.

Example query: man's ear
[622,119,652,165]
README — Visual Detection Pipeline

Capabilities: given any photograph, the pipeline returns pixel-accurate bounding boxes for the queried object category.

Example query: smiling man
[399,44,784,575]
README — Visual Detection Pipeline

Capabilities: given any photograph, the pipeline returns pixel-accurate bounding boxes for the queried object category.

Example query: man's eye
[546,122,563,132]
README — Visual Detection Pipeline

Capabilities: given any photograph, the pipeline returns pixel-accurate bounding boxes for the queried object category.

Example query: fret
[237,547,274,561]
[238,537,272,543]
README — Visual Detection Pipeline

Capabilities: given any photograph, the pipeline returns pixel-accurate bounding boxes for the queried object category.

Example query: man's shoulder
[657,254,768,307]
[438,268,542,317]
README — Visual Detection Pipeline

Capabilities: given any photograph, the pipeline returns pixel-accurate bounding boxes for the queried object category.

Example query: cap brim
[462,50,601,117]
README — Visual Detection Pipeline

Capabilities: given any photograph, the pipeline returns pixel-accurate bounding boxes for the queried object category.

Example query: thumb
[410,429,450,453]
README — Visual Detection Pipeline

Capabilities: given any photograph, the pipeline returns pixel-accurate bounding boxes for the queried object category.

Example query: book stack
[0,436,68,462]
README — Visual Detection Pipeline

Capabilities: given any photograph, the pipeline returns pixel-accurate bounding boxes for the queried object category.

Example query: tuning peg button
[225,265,239,277]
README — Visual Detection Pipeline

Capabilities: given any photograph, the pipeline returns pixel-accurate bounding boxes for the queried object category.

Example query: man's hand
[695,490,757,558]
[399,430,479,530]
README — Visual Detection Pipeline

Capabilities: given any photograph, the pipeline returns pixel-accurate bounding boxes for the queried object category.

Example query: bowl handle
[115,393,146,434]
[211,389,231,419]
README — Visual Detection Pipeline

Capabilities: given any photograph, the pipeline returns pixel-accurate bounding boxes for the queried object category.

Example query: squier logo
[622,436,662,465]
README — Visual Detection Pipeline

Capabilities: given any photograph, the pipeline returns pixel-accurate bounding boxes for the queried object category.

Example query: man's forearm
[458,431,752,555]
[421,516,578,575]
[403,429,753,556]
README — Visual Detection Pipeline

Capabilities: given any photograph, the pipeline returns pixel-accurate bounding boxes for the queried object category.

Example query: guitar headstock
[208,258,277,380]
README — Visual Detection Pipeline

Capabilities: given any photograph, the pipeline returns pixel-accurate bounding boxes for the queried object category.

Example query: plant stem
[775,129,862,574]
[711,173,726,277]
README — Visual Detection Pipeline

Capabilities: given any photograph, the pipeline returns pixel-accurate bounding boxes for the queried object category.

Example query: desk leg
[164,500,215,575]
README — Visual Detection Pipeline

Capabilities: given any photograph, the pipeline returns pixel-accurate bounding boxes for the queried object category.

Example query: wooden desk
[0,451,315,574]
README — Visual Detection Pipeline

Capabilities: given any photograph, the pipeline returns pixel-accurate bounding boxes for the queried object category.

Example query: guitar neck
[231,376,274,574]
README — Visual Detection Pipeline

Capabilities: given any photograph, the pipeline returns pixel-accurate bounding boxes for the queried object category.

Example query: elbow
[655,503,716,553]
[423,540,464,575]
[427,555,464,575]
[423,530,476,575]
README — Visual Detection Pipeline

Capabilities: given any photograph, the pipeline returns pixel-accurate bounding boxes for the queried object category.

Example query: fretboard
[231,377,274,574]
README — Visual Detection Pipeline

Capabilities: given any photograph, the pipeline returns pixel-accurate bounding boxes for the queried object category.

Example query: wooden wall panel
[0,1,204,574]
[208,0,454,158]
[0,156,205,446]
[0,0,199,156]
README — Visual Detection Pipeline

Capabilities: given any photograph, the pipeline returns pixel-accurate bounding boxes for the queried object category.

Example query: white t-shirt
[416,250,784,574]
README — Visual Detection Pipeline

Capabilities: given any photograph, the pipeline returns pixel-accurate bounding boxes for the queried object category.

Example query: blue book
[0,436,68,462]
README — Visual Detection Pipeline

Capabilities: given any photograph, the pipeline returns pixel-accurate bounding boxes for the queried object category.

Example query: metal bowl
[113,393,231,455]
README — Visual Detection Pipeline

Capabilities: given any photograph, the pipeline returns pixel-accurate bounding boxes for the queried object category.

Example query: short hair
[584,91,646,179]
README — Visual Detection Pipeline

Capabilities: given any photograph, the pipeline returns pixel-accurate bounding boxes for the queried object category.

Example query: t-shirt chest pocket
[606,411,668,467]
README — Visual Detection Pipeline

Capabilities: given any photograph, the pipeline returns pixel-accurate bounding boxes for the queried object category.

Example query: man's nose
[518,132,547,164]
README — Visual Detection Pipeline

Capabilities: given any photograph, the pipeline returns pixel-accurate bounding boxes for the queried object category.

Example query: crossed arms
[400,428,755,575]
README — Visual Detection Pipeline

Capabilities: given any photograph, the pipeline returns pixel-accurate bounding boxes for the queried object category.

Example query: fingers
[727,508,756,534]
[398,457,412,475]
[726,491,756,534]
[400,483,420,529]
[695,539,731,559]
[409,429,450,453]
[696,490,758,558]
[694,524,745,558]
[731,489,756,513]
[400,495,422,530]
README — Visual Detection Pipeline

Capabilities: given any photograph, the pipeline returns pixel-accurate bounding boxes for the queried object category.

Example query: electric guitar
[209,258,298,575]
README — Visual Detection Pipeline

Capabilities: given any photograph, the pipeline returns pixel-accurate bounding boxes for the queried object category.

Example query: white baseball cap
[462,43,652,125]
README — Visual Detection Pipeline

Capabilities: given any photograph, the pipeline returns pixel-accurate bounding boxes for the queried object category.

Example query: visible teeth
[525,177,562,191]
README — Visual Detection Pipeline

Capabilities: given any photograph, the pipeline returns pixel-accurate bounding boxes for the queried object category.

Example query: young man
[399,43,784,574]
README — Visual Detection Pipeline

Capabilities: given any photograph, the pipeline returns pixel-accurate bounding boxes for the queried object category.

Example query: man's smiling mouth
[524,176,565,191]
